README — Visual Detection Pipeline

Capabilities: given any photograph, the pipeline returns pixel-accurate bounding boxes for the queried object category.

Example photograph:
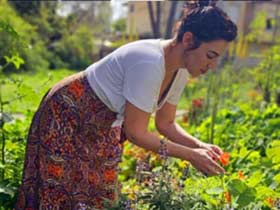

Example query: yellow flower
[132,184,140,193]
[178,160,190,168]
[128,192,136,200]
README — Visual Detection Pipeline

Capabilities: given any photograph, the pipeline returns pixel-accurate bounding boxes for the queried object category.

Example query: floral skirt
[15,71,126,210]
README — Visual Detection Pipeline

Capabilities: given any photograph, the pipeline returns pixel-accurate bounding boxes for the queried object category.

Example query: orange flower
[47,163,63,177]
[224,191,231,204]
[68,80,84,99]
[219,152,230,166]
[238,170,245,180]
[266,197,274,208]
[104,169,116,183]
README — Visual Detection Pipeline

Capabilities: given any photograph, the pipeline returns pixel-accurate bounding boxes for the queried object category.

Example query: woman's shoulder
[115,39,163,62]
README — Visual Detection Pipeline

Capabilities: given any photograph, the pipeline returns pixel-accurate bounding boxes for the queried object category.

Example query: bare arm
[124,101,225,176]
[155,102,223,162]
[155,102,203,148]
[124,101,193,160]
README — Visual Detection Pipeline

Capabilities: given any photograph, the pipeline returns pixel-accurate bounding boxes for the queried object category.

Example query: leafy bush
[0,0,49,72]
[52,25,95,70]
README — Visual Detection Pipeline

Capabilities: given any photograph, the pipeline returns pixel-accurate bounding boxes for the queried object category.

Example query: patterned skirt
[15,71,126,210]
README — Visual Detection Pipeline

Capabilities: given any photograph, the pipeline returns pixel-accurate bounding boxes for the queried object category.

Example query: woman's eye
[207,52,217,59]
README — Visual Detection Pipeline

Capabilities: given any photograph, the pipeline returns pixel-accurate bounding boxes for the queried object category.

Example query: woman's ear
[182,32,194,49]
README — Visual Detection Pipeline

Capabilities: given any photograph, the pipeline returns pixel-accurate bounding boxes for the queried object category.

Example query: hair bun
[198,0,210,7]
[198,0,217,7]
[184,0,217,10]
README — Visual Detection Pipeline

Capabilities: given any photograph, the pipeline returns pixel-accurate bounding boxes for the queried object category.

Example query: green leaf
[0,163,4,169]
[0,20,19,37]
[266,140,280,164]
[228,179,248,196]
[4,55,24,69]
[255,186,275,198]
[247,171,263,187]
[236,187,256,207]
[205,186,224,195]
[274,173,280,184]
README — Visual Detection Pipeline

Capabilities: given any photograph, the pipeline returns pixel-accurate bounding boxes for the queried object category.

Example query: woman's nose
[208,59,218,70]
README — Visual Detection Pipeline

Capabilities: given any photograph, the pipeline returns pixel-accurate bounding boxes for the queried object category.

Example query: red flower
[266,197,274,208]
[238,170,245,180]
[192,98,204,108]
[224,191,231,204]
[219,152,230,166]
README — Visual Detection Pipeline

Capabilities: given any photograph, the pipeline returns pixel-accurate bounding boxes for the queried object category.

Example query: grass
[2,69,75,113]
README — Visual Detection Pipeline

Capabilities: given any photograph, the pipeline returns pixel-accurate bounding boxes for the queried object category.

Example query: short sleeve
[123,62,164,113]
[166,69,188,105]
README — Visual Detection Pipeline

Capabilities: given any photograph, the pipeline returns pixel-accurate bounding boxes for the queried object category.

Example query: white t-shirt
[85,39,188,118]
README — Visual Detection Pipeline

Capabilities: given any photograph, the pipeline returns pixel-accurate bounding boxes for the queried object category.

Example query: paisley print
[15,71,126,210]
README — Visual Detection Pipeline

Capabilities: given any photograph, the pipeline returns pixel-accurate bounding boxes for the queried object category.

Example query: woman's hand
[198,142,223,162]
[188,148,225,176]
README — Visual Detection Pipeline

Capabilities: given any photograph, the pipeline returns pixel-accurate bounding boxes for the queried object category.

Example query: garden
[0,1,279,209]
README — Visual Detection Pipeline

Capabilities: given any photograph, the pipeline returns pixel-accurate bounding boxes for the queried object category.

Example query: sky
[111,0,127,21]
[57,1,127,21]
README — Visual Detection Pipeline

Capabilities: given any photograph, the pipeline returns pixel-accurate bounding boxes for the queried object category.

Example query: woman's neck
[161,39,182,76]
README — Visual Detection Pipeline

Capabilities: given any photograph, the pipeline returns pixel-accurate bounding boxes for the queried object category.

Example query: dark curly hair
[177,6,237,49]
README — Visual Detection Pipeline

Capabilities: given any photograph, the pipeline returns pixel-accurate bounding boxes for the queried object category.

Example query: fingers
[207,150,219,162]
[208,159,225,175]
[204,153,225,176]
[191,148,226,177]
[211,145,223,156]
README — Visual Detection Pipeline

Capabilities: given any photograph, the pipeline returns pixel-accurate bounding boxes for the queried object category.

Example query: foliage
[251,45,280,103]
[0,19,72,206]
[52,25,95,69]
[120,102,280,209]
[9,1,42,16]
[0,18,26,209]
[112,18,127,34]
[1,0,113,72]
[0,0,49,73]
[246,12,268,43]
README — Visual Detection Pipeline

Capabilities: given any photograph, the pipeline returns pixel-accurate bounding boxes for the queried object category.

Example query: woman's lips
[200,69,207,74]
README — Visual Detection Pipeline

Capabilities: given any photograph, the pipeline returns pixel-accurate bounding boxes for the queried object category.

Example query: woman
[16,5,237,210]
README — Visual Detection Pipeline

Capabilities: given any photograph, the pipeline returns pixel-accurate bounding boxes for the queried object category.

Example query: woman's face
[182,39,229,77]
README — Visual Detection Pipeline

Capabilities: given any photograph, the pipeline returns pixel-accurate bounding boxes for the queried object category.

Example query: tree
[165,1,178,39]
[147,1,161,38]
[9,1,41,16]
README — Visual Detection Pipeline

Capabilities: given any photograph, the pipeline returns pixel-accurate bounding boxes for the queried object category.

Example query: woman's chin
[188,70,200,78]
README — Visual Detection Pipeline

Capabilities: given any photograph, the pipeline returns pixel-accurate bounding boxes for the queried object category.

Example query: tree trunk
[147,1,161,38]
[165,1,178,39]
